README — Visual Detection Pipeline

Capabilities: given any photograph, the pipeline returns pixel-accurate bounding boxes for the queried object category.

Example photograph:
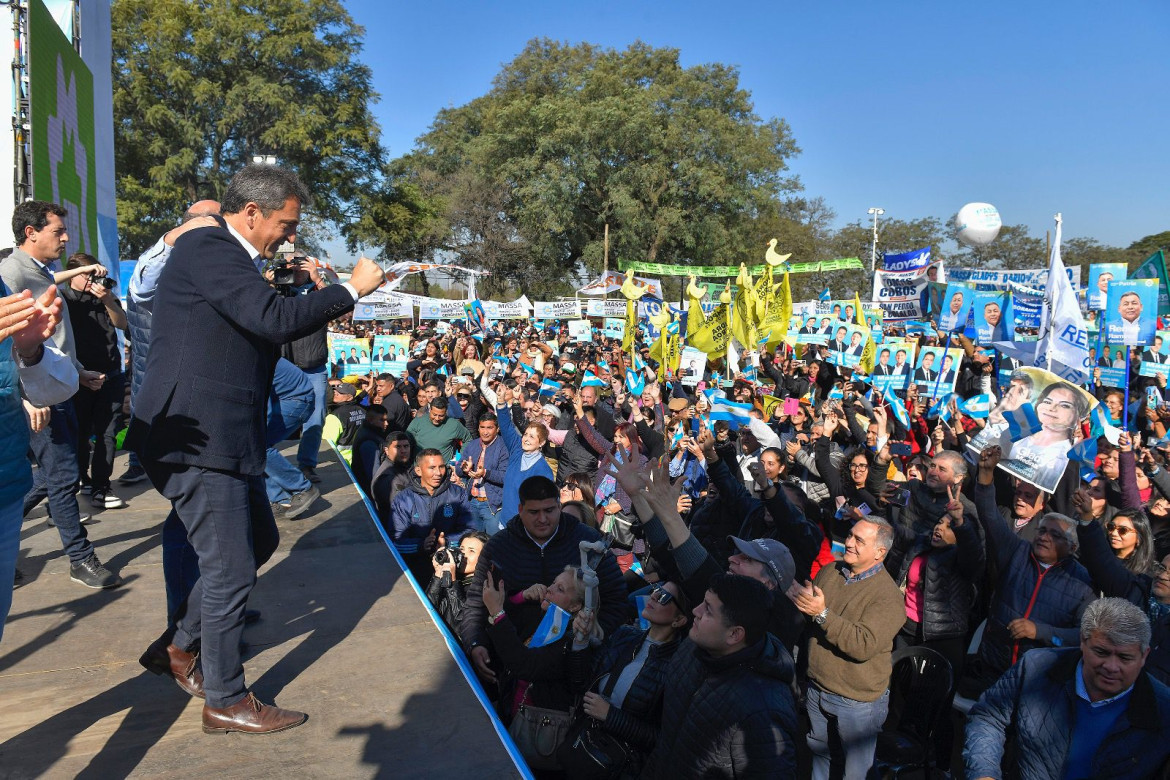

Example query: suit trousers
[145,462,279,708]
[74,372,126,491]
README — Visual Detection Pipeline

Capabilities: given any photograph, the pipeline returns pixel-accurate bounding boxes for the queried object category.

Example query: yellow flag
[761,394,783,422]
[688,283,732,358]
[761,271,792,350]
[685,276,706,339]
[854,292,876,374]
[622,298,638,354]
[731,265,759,350]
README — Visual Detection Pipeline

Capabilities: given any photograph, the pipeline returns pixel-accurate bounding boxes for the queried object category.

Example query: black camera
[91,274,116,290]
[433,545,466,570]
[267,256,302,288]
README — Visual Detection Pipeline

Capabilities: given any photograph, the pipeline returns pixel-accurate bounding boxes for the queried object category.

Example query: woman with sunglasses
[568,582,690,775]
[1103,510,1155,575]
[1074,511,1170,685]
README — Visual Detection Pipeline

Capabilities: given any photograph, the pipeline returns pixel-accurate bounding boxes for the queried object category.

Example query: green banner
[620,258,863,277]
[29,0,98,258]
[1133,250,1170,316]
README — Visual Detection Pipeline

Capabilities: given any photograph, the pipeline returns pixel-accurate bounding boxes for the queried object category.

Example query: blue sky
[344,0,1168,250]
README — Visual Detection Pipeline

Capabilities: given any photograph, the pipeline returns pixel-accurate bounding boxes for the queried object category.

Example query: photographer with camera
[426,530,489,634]
[61,252,127,511]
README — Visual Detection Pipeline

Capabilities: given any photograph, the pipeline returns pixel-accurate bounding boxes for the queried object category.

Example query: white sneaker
[90,490,126,509]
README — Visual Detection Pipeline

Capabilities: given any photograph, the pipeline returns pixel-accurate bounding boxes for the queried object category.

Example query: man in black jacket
[641,573,798,778]
[460,476,627,685]
[279,256,331,483]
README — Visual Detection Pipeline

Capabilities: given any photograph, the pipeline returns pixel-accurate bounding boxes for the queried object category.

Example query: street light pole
[867,207,885,272]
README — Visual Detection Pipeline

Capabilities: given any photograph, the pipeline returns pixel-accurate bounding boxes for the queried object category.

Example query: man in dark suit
[1143,336,1166,364]
[914,351,938,384]
[127,166,385,734]
[872,349,895,376]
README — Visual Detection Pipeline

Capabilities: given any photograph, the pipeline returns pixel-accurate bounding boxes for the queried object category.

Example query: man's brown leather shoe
[202,692,307,735]
[139,636,204,699]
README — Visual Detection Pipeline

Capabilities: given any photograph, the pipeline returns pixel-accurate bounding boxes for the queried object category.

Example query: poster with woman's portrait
[966,367,1098,492]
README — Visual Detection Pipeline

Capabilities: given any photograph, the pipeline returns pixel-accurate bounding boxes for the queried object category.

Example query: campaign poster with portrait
[795,313,829,344]
[1104,278,1159,346]
[568,319,593,343]
[912,346,963,396]
[328,333,372,378]
[864,309,885,344]
[965,367,1098,493]
[1088,263,1128,310]
[938,283,974,333]
[1139,330,1170,365]
[869,339,916,393]
[372,334,410,376]
[972,291,1014,342]
[679,346,707,387]
[825,323,869,369]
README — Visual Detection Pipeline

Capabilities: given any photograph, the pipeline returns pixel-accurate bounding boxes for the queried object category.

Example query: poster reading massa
[966,367,1099,493]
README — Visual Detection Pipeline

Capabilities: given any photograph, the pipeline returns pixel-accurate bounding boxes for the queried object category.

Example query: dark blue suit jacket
[126,220,354,475]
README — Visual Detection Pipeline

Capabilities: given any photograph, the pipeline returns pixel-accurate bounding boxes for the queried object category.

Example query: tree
[112,0,384,257]
[946,222,1045,270]
[389,39,801,296]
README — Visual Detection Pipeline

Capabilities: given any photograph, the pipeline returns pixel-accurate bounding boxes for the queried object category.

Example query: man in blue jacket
[459,412,509,535]
[965,597,1170,779]
[390,448,473,584]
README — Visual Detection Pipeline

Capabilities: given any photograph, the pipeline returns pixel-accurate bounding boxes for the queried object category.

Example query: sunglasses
[648,585,676,607]
[1106,522,1134,537]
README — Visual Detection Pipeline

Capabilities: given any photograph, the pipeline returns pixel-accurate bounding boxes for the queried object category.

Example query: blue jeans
[0,501,21,644]
[264,360,315,503]
[806,684,888,780]
[22,401,92,563]
[296,363,328,470]
[469,499,502,535]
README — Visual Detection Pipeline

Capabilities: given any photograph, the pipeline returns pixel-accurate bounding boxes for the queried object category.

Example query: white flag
[1035,215,1090,382]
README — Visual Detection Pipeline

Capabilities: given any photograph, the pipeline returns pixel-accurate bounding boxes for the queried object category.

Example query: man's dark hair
[376,372,396,384]
[518,475,558,504]
[707,573,773,646]
[428,397,447,411]
[65,252,98,271]
[13,200,67,244]
[415,447,444,465]
[478,411,498,425]
[383,430,410,447]
[366,404,387,417]
[221,165,311,215]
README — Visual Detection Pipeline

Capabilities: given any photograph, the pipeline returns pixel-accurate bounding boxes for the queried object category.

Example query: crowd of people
[4,166,1170,776]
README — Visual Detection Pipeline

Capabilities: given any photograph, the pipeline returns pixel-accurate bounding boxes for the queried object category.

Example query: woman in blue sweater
[493,384,554,521]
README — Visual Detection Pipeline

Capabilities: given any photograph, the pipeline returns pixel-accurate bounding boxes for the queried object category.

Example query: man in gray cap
[729,536,795,592]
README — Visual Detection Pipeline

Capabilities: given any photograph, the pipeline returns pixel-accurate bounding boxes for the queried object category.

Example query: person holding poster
[938,284,972,332]
[1105,279,1158,345]
[1001,381,1090,492]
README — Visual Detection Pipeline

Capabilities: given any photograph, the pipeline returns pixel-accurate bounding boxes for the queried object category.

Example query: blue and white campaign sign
[1104,279,1159,346]
[533,300,582,319]
[938,283,974,332]
[947,267,1080,291]
[882,247,931,273]
[1088,263,1128,311]
[972,291,1013,342]
[1097,366,1127,388]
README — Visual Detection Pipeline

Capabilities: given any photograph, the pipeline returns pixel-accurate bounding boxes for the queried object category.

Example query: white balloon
[955,202,1002,247]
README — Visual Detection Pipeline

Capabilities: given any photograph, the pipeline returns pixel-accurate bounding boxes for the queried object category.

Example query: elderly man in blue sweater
[965,597,1170,779]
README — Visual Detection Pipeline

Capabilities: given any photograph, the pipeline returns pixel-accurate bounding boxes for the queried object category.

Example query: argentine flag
[596,359,612,374]
[1067,437,1098,465]
[958,394,993,419]
[539,378,562,398]
[709,398,754,429]
[819,287,831,301]
[527,604,572,648]
[1088,404,1122,446]
[927,393,958,421]
[581,370,606,388]
[634,594,651,630]
[626,367,645,395]
[1004,403,1043,442]
[885,393,911,430]
[517,361,537,375]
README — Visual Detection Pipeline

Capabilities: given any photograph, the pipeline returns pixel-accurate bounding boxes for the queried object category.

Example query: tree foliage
[112,0,384,257]
[382,39,801,296]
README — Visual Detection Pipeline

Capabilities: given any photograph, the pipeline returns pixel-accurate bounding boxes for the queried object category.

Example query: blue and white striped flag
[1088,403,1122,445]
[625,367,645,395]
[958,394,993,418]
[634,595,651,630]
[517,361,537,375]
[1004,403,1043,442]
[709,398,754,429]
[527,604,573,648]
[1067,437,1098,465]
[581,370,606,388]
[885,393,910,429]
[539,378,562,398]
[819,287,831,301]
[927,393,958,421]
[597,359,612,374]
[436,364,449,377]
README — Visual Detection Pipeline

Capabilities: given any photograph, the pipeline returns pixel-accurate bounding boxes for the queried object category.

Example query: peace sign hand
[945,482,965,525]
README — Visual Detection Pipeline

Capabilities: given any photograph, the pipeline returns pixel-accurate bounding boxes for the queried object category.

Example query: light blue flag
[828,385,844,400]
[1067,437,1098,465]
[1089,404,1122,445]
[436,364,449,377]
[527,604,572,648]
[539,378,562,397]
[958,394,993,418]
[709,398,754,429]
[597,359,611,374]
[885,393,911,429]
[625,367,645,395]
[581,370,606,388]
[634,595,651,630]
[819,287,831,301]
[927,393,958,421]
[517,361,537,375]
[1005,403,1043,441]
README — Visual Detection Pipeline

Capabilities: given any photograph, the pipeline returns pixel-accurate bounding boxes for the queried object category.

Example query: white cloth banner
[947,266,1080,291]
[353,299,411,320]
[871,262,943,320]
[483,296,532,318]
[380,261,489,291]
[419,299,468,319]
[1035,218,1090,383]
[533,300,582,319]
[585,299,629,317]
[578,271,664,299]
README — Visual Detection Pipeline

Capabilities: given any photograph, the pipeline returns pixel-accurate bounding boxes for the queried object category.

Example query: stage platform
[0,446,522,779]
